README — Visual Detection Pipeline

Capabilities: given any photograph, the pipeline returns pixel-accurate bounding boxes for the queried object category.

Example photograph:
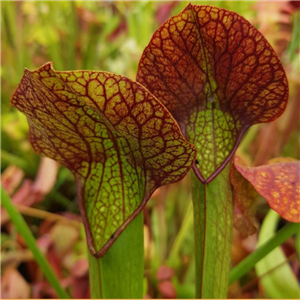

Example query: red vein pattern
[11,62,196,257]
[137,4,288,182]
[232,157,300,224]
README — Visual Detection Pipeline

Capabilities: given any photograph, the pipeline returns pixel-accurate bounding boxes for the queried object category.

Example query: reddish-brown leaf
[1,165,24,196]
[232,156,300,223]
[156,265,174,281]
[254,1,295,57]
[230,157,259,236]
[158,281,177,299]
[155,2,179,24]
[291,1,300,9]
[71,259,90,298]
[137,4,288,182]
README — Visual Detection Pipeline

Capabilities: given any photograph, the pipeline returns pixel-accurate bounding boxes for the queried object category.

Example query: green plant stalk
[167,199,193,267]
[255,210,299,298]
[1,187,69,299]
[1,150,33,174]
[229,220,300,285]
[88,212,144,299]
[191,164,233,298]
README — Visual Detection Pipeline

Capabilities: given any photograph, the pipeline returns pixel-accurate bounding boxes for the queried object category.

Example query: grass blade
[229,218,300,285]
[1,186,69,299]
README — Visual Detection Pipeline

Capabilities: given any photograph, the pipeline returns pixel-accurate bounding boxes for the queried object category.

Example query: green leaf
[255,210,300,298]
[229,218,300,285]
[88,213,144,298]
[137,4,288,182]
[11,62,196,257]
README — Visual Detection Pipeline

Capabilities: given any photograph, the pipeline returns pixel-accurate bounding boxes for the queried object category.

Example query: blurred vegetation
[1,1,299,298]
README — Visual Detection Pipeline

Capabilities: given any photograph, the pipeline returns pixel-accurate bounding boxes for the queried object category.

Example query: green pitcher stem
[87,212,144,299]
[191,164,233,298]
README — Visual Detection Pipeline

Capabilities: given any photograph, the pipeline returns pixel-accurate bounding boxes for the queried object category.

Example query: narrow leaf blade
[255,210,300,298]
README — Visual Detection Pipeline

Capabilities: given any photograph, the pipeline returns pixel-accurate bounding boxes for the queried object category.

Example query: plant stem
[1,187,69,299]
[1,149,34,175]
[167,198,193,267]
[191,164,233,298]
[88,212,144,299]
[87,249,101,299]
[229,219,300,285]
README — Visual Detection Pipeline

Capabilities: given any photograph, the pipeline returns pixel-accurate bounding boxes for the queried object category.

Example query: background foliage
[1,1,299,298]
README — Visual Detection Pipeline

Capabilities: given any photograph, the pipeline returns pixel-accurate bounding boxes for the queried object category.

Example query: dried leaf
[155,2,178,24]
[12,179,42,206]
[254,1,295,57]
[32,282,58,299]
[0,165,25,224]
[233,157,300,223]
[158,281,177,299]
[1,267,31,299]
[2,158,59,209]
[230,157,259,236]
[1,165,24,196]
[32,157,59,195]
[156,265,174,281]
[37,234,62,279]
[71,259,90,298]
